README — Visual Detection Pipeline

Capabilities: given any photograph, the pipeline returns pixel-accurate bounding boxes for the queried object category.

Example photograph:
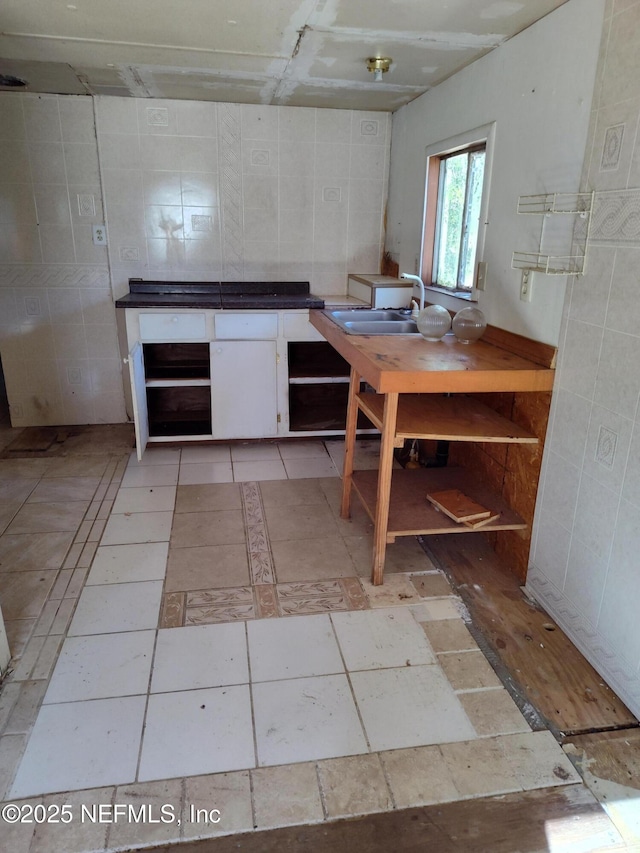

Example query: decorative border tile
[600,123,624,171]
[160,592,185,629]
[242,482,275,584]
[590,189,640,244]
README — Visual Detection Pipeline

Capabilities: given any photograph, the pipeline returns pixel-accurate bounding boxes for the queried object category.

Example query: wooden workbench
[310,310,556,585]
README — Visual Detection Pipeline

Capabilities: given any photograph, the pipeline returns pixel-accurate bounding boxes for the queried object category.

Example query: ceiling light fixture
[366,57,391,83]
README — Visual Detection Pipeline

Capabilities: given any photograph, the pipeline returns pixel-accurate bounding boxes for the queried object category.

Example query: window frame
[421,124,495,302]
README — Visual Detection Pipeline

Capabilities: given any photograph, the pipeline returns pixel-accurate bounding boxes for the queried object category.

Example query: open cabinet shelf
[352,468,527,538]
[357,392,538,446]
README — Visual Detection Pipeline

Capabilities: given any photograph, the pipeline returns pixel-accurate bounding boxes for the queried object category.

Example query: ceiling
[0,0,570,111]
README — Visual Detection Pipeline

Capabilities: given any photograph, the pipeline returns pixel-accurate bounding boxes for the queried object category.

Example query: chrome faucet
[400,273,425,312]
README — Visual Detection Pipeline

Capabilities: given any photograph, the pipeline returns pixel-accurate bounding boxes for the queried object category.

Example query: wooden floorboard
[147,786,629,853]
[564,729,640,791]
[423,533,638,736]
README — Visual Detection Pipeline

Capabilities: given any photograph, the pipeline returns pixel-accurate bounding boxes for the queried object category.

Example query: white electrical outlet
[92,225,108,246]
[520,269,532,302]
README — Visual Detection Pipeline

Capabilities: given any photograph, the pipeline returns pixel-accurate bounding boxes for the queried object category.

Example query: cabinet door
[210,340,278,439]
[127,341,149,460]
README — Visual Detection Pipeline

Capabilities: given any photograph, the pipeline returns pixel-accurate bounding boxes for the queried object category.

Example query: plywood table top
[310,311,556,395]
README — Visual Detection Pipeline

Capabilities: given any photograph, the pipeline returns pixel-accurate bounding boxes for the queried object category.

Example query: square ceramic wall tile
[331,608,436,671]
[68,581,163,635]
[10,696,146,798]
[253,674,368,766]
[151,622,249,693]
[138,685,254,781]
[247,614,344,682]
[86,542,169,585]
[101,511,173,545]
[45,631,155,703]
[350,666,476,751]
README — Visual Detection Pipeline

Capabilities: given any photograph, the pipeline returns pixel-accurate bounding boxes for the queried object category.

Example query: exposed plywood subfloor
[165,786,628,853]
[423,533,638,737]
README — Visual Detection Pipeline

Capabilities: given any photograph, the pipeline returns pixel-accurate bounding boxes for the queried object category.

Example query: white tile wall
[0,93,391,426]
[0,93,124,427]
[95,98,390,298]
[529,1,640,718]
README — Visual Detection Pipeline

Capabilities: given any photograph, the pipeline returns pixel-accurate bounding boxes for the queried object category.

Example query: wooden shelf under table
[356,392,538,447]
[351,467,527,540]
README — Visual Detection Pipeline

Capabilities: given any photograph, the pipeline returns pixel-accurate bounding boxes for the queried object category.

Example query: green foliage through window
[433,146,485,291]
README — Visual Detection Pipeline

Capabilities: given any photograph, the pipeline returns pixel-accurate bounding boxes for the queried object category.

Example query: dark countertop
[115,280,324,310]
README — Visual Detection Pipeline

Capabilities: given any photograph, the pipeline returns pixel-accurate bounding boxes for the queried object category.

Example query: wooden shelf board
[356,392,538,443]
[351,467,527,537]
[146,378,211,388]
[288,375,351,385]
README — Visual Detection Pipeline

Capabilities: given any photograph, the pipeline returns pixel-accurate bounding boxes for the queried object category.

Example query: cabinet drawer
[139,313,206,341]
[215,313,278,339]
[283,312,324,341]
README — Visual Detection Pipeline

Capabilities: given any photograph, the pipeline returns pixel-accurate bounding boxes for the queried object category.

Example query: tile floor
[0,436,583,852]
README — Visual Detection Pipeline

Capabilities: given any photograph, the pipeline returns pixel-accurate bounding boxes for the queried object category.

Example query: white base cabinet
[121,307,355,458]
[210,340,277,440]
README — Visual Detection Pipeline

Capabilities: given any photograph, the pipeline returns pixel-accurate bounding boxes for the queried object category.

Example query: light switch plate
[476,261,488,291]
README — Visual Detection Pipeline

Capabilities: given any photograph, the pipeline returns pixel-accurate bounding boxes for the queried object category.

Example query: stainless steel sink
[328,309,420,335]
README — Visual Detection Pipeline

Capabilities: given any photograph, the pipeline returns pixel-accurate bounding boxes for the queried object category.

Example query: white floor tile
[129,449,181,466]
[178,463,234,485]
[86,542,169,585]
[151,623,249,693]
[9,696,146,798]
[232,460,287,482]
[138,686,255,781]
[180,445,232,463]
[283,458,339,479]
[101,511,173,545]
[44,631,155,703]
[247,614,344,682]
[253,674,368,766]
[68,581,163,636]
[409,599,462,622]
[278,441,329,459]
[350,666,476,752]
[231,443,281,462]
[331,608,436,671]
[121,465,179,487]
[112,485,176,514]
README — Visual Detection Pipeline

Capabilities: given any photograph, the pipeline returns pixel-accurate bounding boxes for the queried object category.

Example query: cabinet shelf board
[288,375,351,385]
[357,392,538,444]
[351,467,527,538]
[146,378,211,388]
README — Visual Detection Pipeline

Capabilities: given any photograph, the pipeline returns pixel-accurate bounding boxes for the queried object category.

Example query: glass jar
[416,305,452,341]
[452,307,487,343]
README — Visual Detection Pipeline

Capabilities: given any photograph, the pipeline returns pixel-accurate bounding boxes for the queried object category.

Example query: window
[422,127,492,297]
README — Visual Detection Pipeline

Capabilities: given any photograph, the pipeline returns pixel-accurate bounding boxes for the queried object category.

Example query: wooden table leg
[372,392,398,585]
[340,366,360,519]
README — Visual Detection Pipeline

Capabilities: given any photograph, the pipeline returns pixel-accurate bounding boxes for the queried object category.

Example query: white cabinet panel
[214,313,278,339]
[127,341,150,461]
[282,312,324,341]
[139,313,206,341]
[210,341,278,439]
